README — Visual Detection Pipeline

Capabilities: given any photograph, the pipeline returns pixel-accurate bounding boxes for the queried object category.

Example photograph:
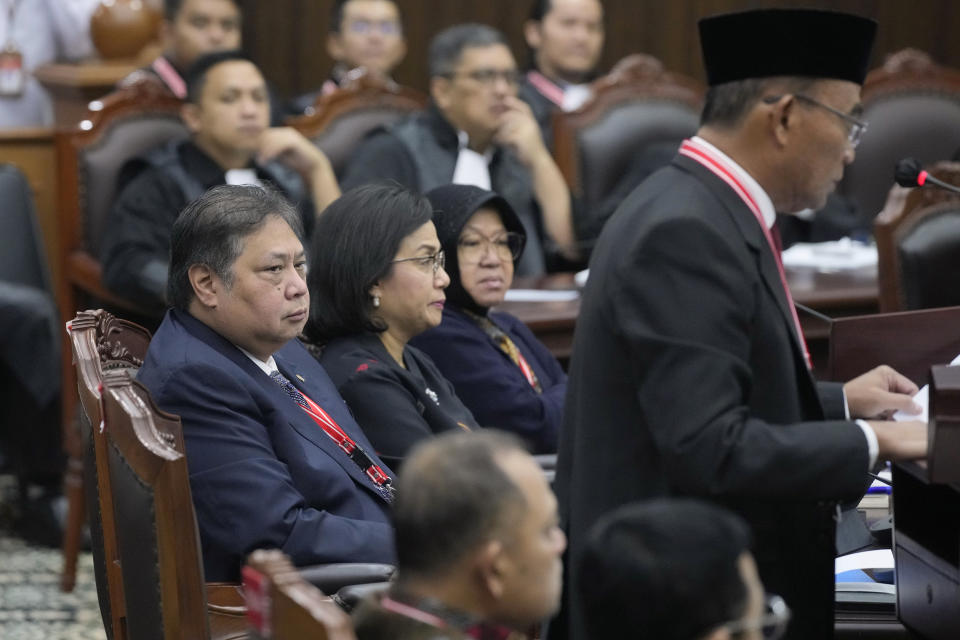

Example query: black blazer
[551,153,870,640]
[320,332,479,469]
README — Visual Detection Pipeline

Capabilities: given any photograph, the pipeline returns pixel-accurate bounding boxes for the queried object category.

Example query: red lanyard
[294,386,393,490]
[678,138,812,370]
[152,56,187,99]
[527,70,564,107]
[515,351,539,389]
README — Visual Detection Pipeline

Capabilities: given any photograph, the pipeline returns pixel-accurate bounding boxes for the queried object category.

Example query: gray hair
[167,184,303,311]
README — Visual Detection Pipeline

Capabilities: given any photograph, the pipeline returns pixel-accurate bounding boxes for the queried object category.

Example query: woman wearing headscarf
[411,184,566,453]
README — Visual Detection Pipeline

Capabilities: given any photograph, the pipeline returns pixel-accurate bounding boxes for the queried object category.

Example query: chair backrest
[69,309,153,640]
[56,80,187,317]
[0,164,52,292]
[245,549,350,640]
[552,54,705,208]
[838,49,960,223]
[287,71,427,178]
[874,161,960,311]
[101,368,210,640]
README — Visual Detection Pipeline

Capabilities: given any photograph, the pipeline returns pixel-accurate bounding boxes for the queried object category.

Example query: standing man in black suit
[552,9,927,640]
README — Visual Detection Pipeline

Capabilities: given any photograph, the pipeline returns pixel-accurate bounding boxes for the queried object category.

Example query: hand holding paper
[844,365,921,419]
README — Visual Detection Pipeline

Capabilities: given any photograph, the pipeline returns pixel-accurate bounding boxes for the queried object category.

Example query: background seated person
[520,0,605,146]
[411,185,566,453]
[122,0,241,99]
[137,184,395,582]
[578,499,787,640]
[340,23,576,276]
[353,430,566,639]
[101,50,339,317]
[303,184,478,470]
[288,0,407,113]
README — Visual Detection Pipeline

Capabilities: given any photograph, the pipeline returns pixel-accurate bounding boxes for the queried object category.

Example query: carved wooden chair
[67,309,152,624]
[56,82,187,589]
[838,49,960,224]
[100,366,248,640]
[244,550,356,640]
[286,70,427,178]
[874,161,960,312]
[551,53,705,246]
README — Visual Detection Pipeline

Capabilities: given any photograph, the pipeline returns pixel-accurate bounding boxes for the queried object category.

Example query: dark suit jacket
[320,332,478,470]
[137,310,395,582]
[551,154,871,640]
[411,305,566,453]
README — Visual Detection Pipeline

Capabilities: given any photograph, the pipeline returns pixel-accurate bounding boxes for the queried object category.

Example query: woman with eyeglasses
[303,184,479,469]
[410,184,567,453]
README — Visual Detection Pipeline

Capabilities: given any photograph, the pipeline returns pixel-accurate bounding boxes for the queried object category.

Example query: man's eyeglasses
[458,232,525,263]
[722,594,791,640]
[764,93,868,149]
[444,68,523,87]
[345,20,402,36]
[392,250,446,275]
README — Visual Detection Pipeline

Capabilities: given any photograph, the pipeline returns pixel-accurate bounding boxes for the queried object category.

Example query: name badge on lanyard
[0,0,24,98]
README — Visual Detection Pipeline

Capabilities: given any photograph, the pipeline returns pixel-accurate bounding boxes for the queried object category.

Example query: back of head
[184,49,256,104]
[392,430,528,582]
[428,23,510,78]
[303,183,432,343]
[578,499,751,640]
[167,184,302,311]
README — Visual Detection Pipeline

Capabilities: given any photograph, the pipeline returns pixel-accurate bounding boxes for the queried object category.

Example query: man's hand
[257,127,340,211]
[866,420,928,461]
[844,365,921,419]
[493,96,548,167]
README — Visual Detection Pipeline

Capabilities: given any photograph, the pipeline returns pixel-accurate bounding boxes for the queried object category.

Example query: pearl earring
[372,295,381,308]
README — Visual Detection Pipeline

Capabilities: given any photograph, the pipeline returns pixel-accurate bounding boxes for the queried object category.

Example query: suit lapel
[273,345,394,502]
[673,156,809,369]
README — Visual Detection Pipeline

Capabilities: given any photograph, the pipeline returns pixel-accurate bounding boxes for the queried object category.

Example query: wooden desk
[34,59,142,127]
[500,267,880,366]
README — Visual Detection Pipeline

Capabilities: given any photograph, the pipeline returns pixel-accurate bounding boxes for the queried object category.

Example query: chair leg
[60,444,85,592]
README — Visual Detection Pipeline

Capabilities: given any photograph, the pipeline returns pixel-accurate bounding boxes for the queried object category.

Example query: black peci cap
[699,9,877,87]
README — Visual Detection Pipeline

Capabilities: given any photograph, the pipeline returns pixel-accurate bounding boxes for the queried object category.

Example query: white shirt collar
[691,136,777,229]
[237,346,278,376]
[452,130,494,190]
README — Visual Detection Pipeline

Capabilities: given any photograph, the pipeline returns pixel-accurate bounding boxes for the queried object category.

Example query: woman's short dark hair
[578,499,752,640]
[167,184,302,311]
[303,183,432,343]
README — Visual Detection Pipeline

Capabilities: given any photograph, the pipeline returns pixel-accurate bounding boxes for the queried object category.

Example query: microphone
[894,157,960,195]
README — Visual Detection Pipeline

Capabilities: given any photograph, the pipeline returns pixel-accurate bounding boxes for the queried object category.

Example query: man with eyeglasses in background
[579,499,790,640]
[341,23,576,277]
[552,9,928,640]
[289,0,407,113]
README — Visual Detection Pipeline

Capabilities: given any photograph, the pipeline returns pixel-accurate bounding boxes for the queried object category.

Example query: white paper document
[781,238,877,271]
[503,289,580,303]
[892,352,960,422]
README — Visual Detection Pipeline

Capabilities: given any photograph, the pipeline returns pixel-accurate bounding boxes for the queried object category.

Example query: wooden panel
[240,0,960,98]
[0,128,60,290]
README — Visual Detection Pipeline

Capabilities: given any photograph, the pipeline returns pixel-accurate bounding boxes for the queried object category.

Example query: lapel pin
[295,374,305,382]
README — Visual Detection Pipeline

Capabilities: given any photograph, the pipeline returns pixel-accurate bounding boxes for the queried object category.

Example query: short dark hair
[184,49,257,104]
[167,184,303,311]
[164,0,240,22]
[528,0,553,21]
[578,499,752,640]
[302,183,432,342]
[428,23,511,78]
[700,76,817,129]
[393,431,529,580]
[328,0,402,34]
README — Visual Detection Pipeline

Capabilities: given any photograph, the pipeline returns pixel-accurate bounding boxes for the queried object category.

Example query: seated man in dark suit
[579,499,787,640]
[353,430,565,639]
[519,0,605,147]
[121,0,241,99]
[340,23,576,276]
[101,50,339,317]
[137,184,395,582]
[288,0,407,113]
